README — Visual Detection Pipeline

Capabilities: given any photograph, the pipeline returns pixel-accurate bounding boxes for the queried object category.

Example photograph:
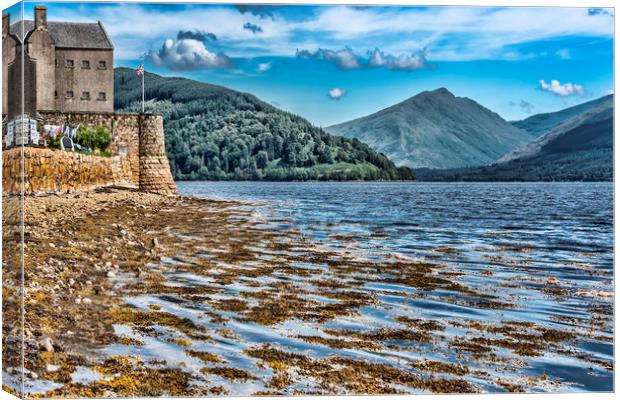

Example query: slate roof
[10,20,113,50]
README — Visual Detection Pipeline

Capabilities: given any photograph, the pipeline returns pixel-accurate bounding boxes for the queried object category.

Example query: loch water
[173,181,614,393]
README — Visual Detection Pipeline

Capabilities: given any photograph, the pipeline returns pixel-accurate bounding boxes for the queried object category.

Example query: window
[81,91,90,100]
[65,59,74,68]
[54,90,57,98]
[82,60,90,69]
[97,92,106,101]
[55,59,58,67]
[66,91,74,98]
[98,60,107,69]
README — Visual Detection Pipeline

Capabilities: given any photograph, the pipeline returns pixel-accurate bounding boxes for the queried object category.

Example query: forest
[416,148,612,182]
[114,68,414,181]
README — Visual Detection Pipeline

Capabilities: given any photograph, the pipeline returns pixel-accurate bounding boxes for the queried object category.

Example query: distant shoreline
[173,179,612,184]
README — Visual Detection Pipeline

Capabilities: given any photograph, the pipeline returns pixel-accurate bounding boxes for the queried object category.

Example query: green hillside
[417,95,613,182]
[511,94,612,137]
[326,88,533,169]
[114,67,413,181]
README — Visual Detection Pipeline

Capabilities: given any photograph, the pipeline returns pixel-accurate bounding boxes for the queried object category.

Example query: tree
[256,150,269,169]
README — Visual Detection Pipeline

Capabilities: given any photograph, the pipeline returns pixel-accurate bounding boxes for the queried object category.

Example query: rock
[46,364,60,373]
[75,297,82,305]
[39,337,54,352]
[105,261,112,268]
[82,298,92,305]
[69,278,75,286]
[152,238,159,248]
[28,371,38,379]
[107,271,116,278]
[49,243,56,248]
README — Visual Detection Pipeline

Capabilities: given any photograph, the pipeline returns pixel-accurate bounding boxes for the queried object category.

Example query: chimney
[2,13,8,37]
[34,5,47,29]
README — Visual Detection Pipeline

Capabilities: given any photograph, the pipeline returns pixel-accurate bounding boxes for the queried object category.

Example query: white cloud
[257,62,271,72]
[327,87,346,100]
[539,79,585,97]
[298,47,429,71]
[368,48,428,70]
[297,47,361,70]
[146,38,233,71]
[605,89,614,95]
[555,49,571,59]
[508,100,535,114]
[302,6,613,62]
[43,4,614,62]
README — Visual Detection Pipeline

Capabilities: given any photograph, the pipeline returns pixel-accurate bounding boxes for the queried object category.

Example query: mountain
[325,88,533,169]
[417,95,613,181]
[114,68,413,181]
[511,95,612,137]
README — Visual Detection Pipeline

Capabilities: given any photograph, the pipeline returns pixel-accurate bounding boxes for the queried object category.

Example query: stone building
[2,5,114,118]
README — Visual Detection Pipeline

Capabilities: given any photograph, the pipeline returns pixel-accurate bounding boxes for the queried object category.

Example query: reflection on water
[163,181,612,393]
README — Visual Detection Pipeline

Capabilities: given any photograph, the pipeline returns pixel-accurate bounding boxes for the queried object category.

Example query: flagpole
[142,57,145,113]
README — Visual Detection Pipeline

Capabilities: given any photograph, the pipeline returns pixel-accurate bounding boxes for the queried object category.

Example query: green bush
[76,125,112,152]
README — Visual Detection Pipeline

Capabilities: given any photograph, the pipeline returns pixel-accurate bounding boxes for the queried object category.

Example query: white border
[0,1,616,400]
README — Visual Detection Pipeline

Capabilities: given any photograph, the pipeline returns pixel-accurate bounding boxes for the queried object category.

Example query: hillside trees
[115,68,414,181]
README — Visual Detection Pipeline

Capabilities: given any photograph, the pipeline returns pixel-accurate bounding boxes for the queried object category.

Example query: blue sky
[9,2,615,126]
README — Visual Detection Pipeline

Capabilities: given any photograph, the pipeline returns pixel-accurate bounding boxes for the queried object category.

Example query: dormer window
[65,60,74,68]
[82,60,90,69]
[98,61,107,69]
[81,91,90,100]
[66,90,74,98]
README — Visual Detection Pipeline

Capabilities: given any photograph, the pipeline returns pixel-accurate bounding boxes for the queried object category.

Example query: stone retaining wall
[39,111,141,185]
[2,147,133,194]
[5,111,178,195]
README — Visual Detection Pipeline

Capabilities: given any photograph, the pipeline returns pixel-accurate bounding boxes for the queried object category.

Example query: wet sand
[2,187,613,397]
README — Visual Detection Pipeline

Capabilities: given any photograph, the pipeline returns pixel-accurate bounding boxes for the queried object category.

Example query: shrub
[76,125,112,152]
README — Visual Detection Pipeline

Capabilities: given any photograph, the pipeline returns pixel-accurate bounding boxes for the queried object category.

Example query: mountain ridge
[417,94,613,181]
[326,88,534,169]
[511,94,613,137]
[499,95,613,163]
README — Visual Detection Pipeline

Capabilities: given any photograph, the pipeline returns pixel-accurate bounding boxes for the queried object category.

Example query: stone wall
[54,48,114,113]
[3,111,177,195]
[27,16,56,111]
[138,114,177,194]
[2,147,132,194]
[39,111,141,184]
[2,12,17,115]
[7,45,38,119]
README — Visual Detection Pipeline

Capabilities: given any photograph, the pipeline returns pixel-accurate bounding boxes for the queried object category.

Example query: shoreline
[2,186,613,396]
[175,180,613,185]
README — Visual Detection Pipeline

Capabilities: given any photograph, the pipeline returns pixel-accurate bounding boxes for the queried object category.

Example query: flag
[136,64,144,76]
